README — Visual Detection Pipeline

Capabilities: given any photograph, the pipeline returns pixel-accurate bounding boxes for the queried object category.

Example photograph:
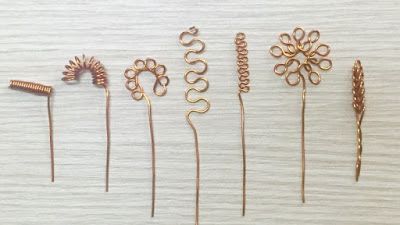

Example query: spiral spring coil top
[10,80,52,96]
[62,55,108,87]
[62,54,111,192]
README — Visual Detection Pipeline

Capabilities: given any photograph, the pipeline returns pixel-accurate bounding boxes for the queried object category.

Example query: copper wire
[235,32,249,216]
[269,27,332,203]
[62,55,111,192]
[9,80,55,182]
[124,58,170,217]
[179,26,209,225]
[352,60,365,182]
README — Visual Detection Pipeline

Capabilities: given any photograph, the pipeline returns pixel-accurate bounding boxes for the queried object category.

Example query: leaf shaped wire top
[352,60,365,116]
[352,60,365,182]
[270,27,332,86]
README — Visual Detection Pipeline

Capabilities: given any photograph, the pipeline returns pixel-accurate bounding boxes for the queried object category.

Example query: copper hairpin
[62,54,111,192]
[352,60,365,181]
[270,27,332,203]
[235,32,249,216]
[124,58,170,217]
[179,26,209,225]
[9,80,55,182]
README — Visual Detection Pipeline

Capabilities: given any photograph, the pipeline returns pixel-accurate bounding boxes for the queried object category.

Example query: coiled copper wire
[10,80,53,96]
[270,27,332,203]
[235,32,249,216]
[124,58,170,217]
[352,60,365,181]
[179,26,210,225]
[9,80,55,182]
[62,55,111,192]
[62,55,108,86]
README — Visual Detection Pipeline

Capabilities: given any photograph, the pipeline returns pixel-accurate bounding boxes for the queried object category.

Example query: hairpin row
[8,26,365,225]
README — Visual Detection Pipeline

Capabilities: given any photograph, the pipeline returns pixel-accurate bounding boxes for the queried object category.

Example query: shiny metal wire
[9,80,55,182]
[269,27,332,203]
[352,60,365,182]
[62,55,111,192]
[124,58,170,218]
[179,26,209,225]
[235,32,249,216]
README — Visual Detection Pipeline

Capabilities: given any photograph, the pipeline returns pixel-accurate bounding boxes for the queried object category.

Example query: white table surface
[0,0,399,224]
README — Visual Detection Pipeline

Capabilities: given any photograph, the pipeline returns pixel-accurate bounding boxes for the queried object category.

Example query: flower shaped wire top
[124,58,170,101]
[270,27,332,86]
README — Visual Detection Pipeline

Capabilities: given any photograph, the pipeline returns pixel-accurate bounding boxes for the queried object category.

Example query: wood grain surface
[0,0,399,224]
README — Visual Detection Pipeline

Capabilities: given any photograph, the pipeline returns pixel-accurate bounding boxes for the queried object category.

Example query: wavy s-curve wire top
[179,26,210,116]
[179,26,209,225]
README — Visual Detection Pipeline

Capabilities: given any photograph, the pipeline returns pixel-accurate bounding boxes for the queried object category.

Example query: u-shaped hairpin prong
[124,58,169,218]
[270,27,332,203]
[62,55,111,192]
[9,80,55,182]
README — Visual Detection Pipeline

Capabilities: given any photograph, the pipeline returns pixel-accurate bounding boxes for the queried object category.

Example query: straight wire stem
[355,113,364,181]
[47,96,55,183]
[238,93,246,216]
[144,94,156,217]
[186,115,200,225]
[301,78,306,203]
[105,87,111,192]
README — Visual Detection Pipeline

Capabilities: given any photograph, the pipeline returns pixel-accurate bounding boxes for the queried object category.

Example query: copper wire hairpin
[179,26,209,225]
[62,55,111,192]
[352,60,365,181]
[235,32,249,216]
[9,80,55,182]
[124,58,170,217]
[270,27,332,203]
